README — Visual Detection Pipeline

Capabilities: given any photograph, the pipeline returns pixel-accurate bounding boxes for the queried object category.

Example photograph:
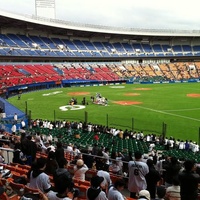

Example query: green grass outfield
[8,82,200,142]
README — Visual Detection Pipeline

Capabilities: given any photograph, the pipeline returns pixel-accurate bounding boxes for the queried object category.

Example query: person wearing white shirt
[66,143,73,153]
[21,120,26,129]
[108,179,126,200]
[14,113,18,121]
[102,148,110,165]
[73,159,88,181]
[11,123,17,134]
[128,151,149,198]
[97,170,112,193]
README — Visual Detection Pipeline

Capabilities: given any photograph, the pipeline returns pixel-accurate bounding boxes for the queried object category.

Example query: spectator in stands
[95,150,109,172]
[26,135,37,165]
[66,143,73,153]
[97,169,112,194]
[178,159,200,200]
[21,119,26,130]
[82,148,94,169]
[108,179,126,200]
[122,151,133,175]
[137,189,151,200]
[45,151,59,175]
[20,132,28,153]
[70,154,82,165]
[178,140,185,150]
[46,141,56,153]
[13,142,26,164]
[145,159,161,199]
[87,175,108,200]
[33,132,43,152]
[11,122,16,135]
[102,147,110,165]
[109,152,122,175]
[156,186,166,200]
[55,141,65,163]
[53,157,71,183]
[73,159,88,181]
[21,192,48,200]
[184,140,190,151]
[72,145,81,157]
[109,160,121,175]
[47,168,75,200]
[93,134,99,143]
[28,157,52,193]
[163,156,181,188]
[128,151,149,199]
[165,176,181,200]
[14,113,18,122]
[92,143,99,155]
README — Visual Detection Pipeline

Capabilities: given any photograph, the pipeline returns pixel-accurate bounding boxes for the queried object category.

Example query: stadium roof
[1,9,200,41]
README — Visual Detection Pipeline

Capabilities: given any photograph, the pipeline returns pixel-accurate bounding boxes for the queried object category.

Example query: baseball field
[8,82,200,142]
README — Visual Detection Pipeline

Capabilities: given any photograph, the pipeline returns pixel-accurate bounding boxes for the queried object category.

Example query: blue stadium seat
[152,44,163,52]
[82,41,96,51]
[92,42,105,50]
[25,49,39,56]
[62,39,78,50]
[29,35,49,49]
[102,42,114,53]
[172,45,182,52]
[132,43,144,52]
[121,43,134,52]
[182,45,192,52]
[17,35,36,48]
[73,39,87,50]
[193,45,200,52]
[7,34,28,48]
[112,42,126,53]
[40,37,57,49]
[141,44,152,53]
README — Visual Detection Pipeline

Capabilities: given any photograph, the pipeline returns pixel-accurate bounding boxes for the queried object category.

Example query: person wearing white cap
[73,159,88,181]
[138,189,151,200]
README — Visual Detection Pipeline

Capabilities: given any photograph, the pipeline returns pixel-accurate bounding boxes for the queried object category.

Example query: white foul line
[133,105,200,122]
[163,108,200,112]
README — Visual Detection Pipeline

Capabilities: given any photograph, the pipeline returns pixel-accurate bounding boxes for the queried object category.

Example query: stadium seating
[0,33,199,59]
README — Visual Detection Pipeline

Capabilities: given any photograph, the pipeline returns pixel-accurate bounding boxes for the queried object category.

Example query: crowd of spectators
[0,118,200,199]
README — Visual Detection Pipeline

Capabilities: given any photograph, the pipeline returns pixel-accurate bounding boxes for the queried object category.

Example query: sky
[0,0,200,30]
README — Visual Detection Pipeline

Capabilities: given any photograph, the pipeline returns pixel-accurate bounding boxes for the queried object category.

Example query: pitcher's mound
[114,101,142,105]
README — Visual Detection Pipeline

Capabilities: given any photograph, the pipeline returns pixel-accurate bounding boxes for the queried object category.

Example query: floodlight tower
[35,0,56,19]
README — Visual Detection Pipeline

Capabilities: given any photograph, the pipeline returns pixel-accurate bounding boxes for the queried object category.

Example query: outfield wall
[127,78,200,84]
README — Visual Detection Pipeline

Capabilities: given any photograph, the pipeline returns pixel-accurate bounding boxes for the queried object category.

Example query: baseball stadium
[0,1,200,199]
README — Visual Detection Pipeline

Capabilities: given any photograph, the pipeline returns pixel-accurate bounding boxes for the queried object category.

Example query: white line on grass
[163,108,200,112]
[133,105,200,122]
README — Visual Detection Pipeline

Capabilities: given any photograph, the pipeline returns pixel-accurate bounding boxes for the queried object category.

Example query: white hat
[76,159,84,167]
[138,190,150,200]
